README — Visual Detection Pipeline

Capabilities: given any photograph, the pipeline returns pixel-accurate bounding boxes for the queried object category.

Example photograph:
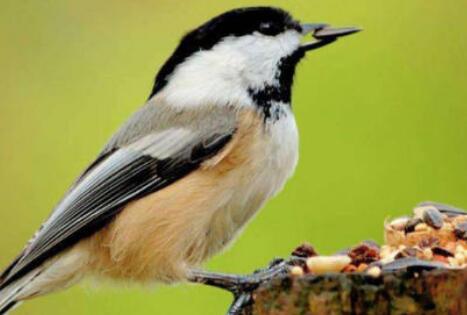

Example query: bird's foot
[189,258,303,315]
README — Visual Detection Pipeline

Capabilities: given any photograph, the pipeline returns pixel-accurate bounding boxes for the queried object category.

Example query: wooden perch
[250,266,466,315]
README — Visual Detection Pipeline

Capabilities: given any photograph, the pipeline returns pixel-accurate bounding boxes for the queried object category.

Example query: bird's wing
[0,102,237,288]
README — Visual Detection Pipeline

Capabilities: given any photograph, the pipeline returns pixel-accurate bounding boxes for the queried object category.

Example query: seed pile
[288,202,467,278]
[384,202,466,267]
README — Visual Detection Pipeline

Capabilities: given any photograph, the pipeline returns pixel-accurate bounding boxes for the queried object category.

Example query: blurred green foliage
[0,0,466,314]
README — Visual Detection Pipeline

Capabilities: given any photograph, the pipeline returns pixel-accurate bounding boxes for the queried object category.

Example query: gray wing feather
[0,102,237,288]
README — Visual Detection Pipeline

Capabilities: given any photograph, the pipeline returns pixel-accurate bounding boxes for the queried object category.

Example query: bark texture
[250,268,466,315]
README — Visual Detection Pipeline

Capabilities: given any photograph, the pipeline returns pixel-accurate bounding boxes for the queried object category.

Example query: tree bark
[250,268,466,315]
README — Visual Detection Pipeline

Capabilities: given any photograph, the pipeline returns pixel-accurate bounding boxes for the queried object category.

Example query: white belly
[245,111,299,203]
[205,110,299,254]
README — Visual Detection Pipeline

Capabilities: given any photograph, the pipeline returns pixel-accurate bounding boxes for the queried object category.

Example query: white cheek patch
[158,30,302,109]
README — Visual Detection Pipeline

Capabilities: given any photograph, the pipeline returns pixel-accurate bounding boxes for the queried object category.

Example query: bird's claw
[189,257,302,315]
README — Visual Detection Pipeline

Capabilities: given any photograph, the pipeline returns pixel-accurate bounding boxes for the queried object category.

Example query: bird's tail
[0,282,23,315]
[0,301,21,315]
[0,269,41,314]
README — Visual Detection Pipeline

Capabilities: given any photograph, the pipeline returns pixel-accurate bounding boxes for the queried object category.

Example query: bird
[0,6,360,314]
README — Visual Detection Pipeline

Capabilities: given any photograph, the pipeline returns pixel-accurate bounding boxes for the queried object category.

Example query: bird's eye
[258,22,280,36]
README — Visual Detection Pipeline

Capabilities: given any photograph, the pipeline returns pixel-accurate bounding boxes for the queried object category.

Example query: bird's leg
[226,293,253,315]
[188,258,303,315]
[189,258,289,293]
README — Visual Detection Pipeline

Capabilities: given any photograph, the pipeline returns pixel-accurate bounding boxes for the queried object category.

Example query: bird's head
[150,7,360,110]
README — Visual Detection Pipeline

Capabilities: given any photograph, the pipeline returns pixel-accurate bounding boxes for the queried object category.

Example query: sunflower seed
[454,222,467,240]
[432,247,454,257]
[405,218,422,233]
[382,257,447,271]
[422,207,444,229]
[418,201,466,217]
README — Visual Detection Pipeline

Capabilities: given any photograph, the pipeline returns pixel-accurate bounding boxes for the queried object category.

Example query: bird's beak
[300,23,361,52]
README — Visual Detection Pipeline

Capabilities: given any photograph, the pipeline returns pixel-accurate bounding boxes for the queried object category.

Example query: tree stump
[250,268,466,315]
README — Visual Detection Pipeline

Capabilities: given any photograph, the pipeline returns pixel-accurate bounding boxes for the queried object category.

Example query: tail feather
[0,281,26,314]
[0,270,41,314]
[0,301,19,315]
[0,254,24,291]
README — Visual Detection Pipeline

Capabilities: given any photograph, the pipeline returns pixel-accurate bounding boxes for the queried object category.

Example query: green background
[1,0,466,314]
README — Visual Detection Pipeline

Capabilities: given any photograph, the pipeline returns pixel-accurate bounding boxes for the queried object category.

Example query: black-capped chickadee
[0,6,359,314]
